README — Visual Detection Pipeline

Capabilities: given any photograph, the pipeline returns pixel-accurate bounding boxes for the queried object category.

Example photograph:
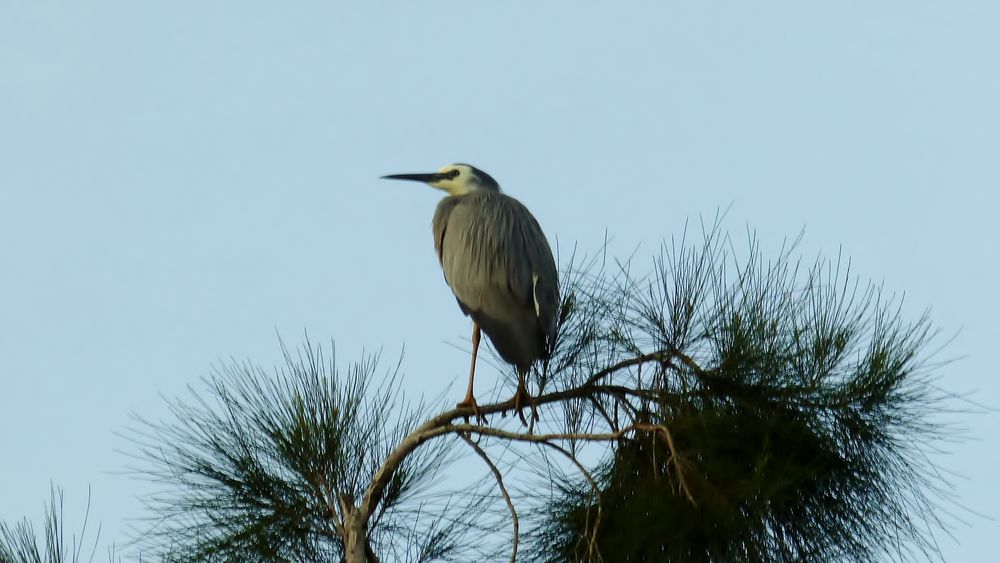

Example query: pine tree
[2,222,957,562]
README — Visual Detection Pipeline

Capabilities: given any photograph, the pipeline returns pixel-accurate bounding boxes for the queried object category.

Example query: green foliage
[6,221,955,563]
[126,341,459,562]
[0,488,111,563]
[526,223,951,562]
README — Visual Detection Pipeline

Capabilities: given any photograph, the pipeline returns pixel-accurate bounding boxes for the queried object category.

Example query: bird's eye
[449,169,460,179]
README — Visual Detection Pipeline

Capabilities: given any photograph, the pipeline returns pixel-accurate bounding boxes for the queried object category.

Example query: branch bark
[352,348,702,556]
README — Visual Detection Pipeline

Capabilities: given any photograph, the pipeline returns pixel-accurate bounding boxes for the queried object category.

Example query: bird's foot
[457,396,487,425]
[511,385,538,428]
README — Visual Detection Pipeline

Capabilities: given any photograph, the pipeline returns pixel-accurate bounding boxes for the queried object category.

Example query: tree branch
[634,422,697,507]
[358,350,681,527]
[459,434,519,563]
[583,350,671,387]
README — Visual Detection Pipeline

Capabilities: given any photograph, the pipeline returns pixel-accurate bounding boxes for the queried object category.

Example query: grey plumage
[382,163,559,422]
[433,189,559,371]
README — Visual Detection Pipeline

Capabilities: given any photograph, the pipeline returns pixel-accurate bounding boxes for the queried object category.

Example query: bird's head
[381,163,500,196]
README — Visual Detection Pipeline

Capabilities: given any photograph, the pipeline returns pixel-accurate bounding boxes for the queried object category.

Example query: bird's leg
[457,322,484,423]
[512,368,537,427]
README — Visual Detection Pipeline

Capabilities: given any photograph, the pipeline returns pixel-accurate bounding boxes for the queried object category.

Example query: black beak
[380,172,447,183]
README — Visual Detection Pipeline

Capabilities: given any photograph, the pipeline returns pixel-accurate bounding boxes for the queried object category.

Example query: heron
[382,163,559,424]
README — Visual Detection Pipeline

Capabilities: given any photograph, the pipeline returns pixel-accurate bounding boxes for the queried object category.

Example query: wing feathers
[433,191,559,344]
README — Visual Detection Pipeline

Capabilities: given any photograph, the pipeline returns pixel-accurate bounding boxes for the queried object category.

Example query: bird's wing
[436,192,559,344]
[509,197,560,347]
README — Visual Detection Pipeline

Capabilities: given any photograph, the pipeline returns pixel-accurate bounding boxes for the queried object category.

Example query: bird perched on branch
[382,164,559,424]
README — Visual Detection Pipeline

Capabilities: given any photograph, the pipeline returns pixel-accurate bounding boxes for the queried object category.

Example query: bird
[382,163,559,424]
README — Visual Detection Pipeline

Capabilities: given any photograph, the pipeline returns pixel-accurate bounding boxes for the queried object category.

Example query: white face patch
[430,164,476,196]
[532,273,541,317]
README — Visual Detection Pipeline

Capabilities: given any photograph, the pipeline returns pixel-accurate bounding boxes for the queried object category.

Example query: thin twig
[459,434,519,563]
[315,472,344,533]
[635,423,697,506]
[359,350,687,526]
[583,350,670,387]
[538,440,604,563]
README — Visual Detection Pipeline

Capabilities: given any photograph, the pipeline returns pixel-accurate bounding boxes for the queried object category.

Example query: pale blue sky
[1,1,998,560]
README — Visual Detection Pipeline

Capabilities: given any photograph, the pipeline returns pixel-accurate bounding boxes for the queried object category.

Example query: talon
[511,383,531,427]
[457,397,486,425]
